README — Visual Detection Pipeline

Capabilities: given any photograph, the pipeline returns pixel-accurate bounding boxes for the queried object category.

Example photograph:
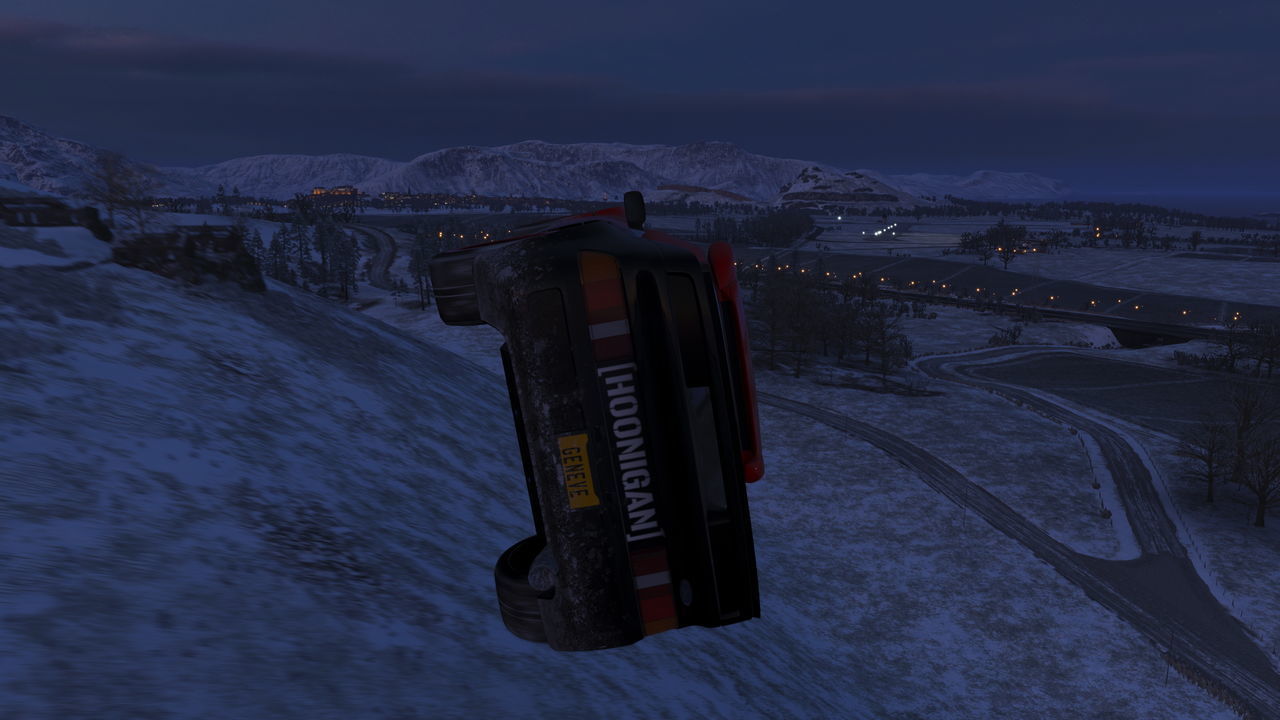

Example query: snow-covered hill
[0,260,881,719]
[2,237,1238,718]
[871,169,1071,201]
[0,116,121,197]
[776,166,921,208]
[163,153,402,199]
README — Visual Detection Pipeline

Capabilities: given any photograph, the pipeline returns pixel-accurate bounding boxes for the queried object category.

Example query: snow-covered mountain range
[869,170,1073,202]
[0,114,1070,205]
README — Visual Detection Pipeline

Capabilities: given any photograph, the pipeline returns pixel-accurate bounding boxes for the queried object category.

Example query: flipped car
[429,191,764,651]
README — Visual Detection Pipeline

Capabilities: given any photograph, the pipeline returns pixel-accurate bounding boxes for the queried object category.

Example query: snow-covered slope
[0,116,122,197]
[3,255,1242,719]
[776,166,922,208]
[870,170,1071,201]
[0,177,54,197]
[0,224,111,269]
[1,262,879,719]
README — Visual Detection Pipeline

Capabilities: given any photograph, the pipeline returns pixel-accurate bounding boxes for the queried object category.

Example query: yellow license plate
[558,433,599,509]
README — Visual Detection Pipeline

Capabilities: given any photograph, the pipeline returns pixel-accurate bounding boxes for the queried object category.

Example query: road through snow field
[345,224,398,291]
[761,359,1280,718]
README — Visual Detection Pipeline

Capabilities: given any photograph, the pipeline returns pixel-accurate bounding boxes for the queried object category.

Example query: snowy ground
[945,343,1280,670]
[903,305,1119,357]
[967,247,1280,307]
[1139,432,1280,668]
[750,407,1232,719]
[370,287,1231,716]
[3,264,886,719]
[3,246,1252,717]
[762,362,1123,561]
[787,213,1280,308]
[153,211,288,241]
[868,244,1280,308]
[0,225,111,269]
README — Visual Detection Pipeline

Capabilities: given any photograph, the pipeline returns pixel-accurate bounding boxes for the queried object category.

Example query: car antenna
[624,190,646,230]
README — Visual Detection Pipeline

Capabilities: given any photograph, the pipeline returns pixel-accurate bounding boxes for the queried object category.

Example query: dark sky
[2,1,1278,192]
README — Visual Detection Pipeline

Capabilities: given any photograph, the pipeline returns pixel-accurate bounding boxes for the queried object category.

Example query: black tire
[495,535,548,643]
[624,190,646,230]
[428,251,483,325]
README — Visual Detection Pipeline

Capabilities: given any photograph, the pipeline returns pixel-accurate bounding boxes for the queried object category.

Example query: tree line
[1175,321,1280,378]
[693,210,815,248]
[742,264,913,380]
[246,217,362,301]
[1177,383,1280,527]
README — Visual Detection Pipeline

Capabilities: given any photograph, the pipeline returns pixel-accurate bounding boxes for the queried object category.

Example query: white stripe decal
[589,319,630,340]
[634,570,671,589]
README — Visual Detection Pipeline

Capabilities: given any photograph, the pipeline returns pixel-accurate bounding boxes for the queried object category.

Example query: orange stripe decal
[644,617,679,635]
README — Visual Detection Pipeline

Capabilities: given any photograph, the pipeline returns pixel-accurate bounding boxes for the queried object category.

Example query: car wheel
[624,190,646,229]
[429,251,483,325]
[495,535,548,643]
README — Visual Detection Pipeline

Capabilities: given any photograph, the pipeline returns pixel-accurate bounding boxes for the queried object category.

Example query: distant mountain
[0,114,1069,206]
[869,170,1071,201]
[163,153,403,199]
[163,140,847,204]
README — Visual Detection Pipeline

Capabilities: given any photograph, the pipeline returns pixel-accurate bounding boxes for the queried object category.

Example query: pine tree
[266,228,293,284]
[216,185,231,215]
[408,228,436,309]
[288,223,310,285]
[245,227,265,268]
[331,229,361,300]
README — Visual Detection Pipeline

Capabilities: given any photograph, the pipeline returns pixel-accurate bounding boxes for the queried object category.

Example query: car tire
[495,535,548,643]
[624,190,646,229]
[429,251,483,325]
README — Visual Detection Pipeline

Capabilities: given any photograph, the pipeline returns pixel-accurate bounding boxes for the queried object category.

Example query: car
[429,191,764,651]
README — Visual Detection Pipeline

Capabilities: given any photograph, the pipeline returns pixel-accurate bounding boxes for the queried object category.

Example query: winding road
[762,348,1280,719]
[344,224,398,291]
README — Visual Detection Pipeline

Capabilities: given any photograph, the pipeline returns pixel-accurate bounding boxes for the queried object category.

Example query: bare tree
[1239,432,1280,527]
[996,243,1018,270]
[82,151,158,231]
[1244,323,1279,378]
[1176,416,1231,503]
[1227,382,1279,488]
[407,229,437,309]
[753,269,793,371]
[783,272,825,378]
